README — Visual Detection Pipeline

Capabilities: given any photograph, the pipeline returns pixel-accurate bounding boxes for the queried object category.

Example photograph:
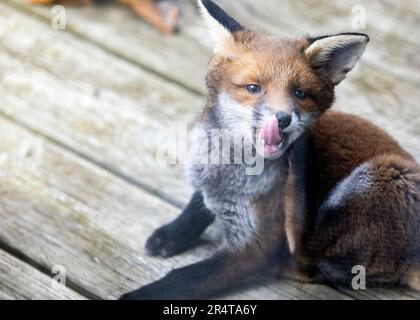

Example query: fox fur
[120,0,419,299]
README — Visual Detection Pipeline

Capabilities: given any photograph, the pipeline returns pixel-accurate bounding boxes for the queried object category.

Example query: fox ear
[305,33,369,85]
[197,0,244,53]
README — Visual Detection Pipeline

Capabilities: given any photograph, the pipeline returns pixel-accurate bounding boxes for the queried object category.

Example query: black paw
[145,224,198,258]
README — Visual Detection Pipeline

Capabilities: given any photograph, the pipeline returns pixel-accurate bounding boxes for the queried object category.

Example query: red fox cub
[120,0,420,299]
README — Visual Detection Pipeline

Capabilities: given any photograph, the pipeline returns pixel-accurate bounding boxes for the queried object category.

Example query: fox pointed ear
[197,0,244,53]
[305,33,369,85]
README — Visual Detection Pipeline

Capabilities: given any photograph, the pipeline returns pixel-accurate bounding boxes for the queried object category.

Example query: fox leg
[312,155,420,288]
[123,190,287,299]
[146,192,215,257]
[282,135,323,282]
[120,242,282,300]
[285,134,310,255]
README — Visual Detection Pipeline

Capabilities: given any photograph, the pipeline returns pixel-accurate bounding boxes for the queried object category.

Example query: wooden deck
[0,0,419,300]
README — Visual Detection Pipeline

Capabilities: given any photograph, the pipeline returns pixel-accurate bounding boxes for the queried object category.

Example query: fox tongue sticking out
[259,115,282,157]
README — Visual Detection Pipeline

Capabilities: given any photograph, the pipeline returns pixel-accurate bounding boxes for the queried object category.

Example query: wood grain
[6,0,419,91]
[0,0,418,300]
[0,2,199,206]
[0,249,84,300]
[213,0,420,86]
[0,2,418,206]
[0,116,349,299]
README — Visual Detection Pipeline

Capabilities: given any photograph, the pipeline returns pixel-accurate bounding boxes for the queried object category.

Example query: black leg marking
[146,192,214,257]
[119,246,275,300]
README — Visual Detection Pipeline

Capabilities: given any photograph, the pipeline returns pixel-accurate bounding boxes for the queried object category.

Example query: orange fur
[206,32,332,114]
[204,22,419,289]
[288,111,420,287]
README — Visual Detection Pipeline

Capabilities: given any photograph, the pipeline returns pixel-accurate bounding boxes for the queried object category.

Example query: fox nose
[276,112,292,129]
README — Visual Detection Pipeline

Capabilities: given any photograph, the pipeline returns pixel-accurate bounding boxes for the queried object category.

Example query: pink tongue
[261,115,281,145]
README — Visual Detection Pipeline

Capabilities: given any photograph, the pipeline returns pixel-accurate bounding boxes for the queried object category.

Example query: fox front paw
[145,224,198,258]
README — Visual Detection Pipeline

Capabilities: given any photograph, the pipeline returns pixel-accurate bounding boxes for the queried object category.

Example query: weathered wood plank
[340,286,420,300]
[218,0,420,86]
[5,0,207,94]
[0,3,348,298]
[0,2,418,300]
[0,249,84,300]
[0,2,199,206]
[0,117,349,300]
[6,0,419,92]
[0,1,419,211]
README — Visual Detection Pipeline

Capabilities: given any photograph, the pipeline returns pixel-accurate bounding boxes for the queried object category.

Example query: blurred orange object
[30,0,93,4]
[28,0,180,33]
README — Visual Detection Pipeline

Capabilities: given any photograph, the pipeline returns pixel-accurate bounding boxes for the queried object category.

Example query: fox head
[198,0,369,159]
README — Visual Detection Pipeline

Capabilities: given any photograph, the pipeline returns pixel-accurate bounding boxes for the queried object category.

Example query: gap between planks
[5,0,420,95]
[4,1,420,151]
[3,0,203,97]
[0,248,84,300]
[0,0,418,300]
[0,116,351,300]
[0,1,418,206]
[0,110,184,210]
[0,237,97,300]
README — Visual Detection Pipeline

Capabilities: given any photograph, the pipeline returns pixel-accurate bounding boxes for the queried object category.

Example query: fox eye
[294,89,306,99]
[246,84,262,94]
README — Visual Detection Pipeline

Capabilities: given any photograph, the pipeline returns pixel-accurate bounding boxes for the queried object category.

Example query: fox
[120,0,420,299]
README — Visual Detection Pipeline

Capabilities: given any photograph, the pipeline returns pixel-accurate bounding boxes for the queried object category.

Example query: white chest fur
[186,124,287,248]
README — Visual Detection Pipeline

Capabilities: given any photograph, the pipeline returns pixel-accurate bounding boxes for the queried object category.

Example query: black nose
[276,112,292,129]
